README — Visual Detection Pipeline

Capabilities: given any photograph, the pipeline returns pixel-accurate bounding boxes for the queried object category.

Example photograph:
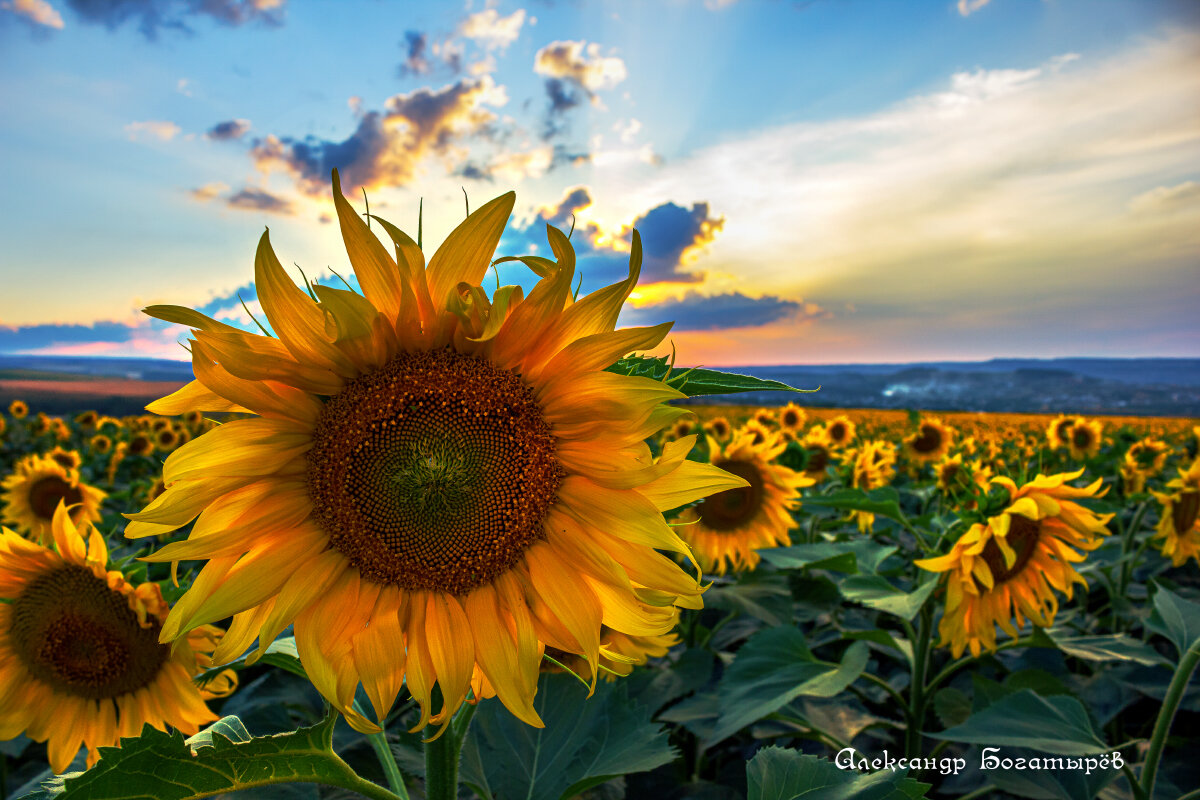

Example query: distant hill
[1,354,1197,417]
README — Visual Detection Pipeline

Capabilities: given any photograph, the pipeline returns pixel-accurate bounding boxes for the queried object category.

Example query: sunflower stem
[355,701,410,800]
[1140,638,1200,800]
[424,697,477,800]
[904,605,934,760]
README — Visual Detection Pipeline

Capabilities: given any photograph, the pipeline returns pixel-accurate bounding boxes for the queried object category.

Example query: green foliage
[746,747,930,800]
[1148,583,1200,658]
[459,672,676,800]
[605,355,818,397]
[929,690,1110,755]
[195,635,308,686]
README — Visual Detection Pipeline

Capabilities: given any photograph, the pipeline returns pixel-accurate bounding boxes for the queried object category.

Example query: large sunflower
[126,171,745,736]
[1,454,106,544]
[1151,459,1200,567]
[915,469,1112,657]
[674,429,812,574]
[0,504,235,773]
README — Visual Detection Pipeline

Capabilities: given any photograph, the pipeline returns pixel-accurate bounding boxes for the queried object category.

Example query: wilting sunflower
[1067,418,1103,460]
[674,428,812,574]
[1045,415,1074,450]
[904,416,954,462]
[916,469,1112,657]
[777,403,806,438]
[1,454,106,544]
[1151,459,1200,567]
[8,400,28,420]
[125,171,746,736]
[704,416,732,442]
[0,504,235,773]
[849,440,896,533]
[825,415,855,448]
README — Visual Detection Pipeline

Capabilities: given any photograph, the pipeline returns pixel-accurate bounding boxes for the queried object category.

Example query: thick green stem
[1141,640,1200,800]
[1117,501,1151,599]
[923,637,1036,695]
[424,701,478,800]
[353,700,409,800]
[904,607,934,759]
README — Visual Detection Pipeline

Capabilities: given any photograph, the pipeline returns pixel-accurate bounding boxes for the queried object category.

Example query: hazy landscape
[3,354,1197,418]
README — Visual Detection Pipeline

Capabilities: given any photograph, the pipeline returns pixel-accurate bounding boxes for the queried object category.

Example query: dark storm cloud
[629,202,725,283]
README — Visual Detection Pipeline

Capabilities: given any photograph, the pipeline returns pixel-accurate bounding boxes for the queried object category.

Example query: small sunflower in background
[1045,414,1075,450]
[8,400,28,420]
[74,410,99,430]
[753,408,777,428]
[903,416,954,462]
[799,426,834,483]
[89,434,114,456]
[777,402,806,438]
[126,433,154,458]
[850,440,897,533]
[825,415,856,448]
[1151,459,1200,567]
[669,415,697,441]
[1,454,107,544]
[740,419,773,447]
[1067,417,1103,460]
[0,415,6,438]
[46,446,83,472]
[916,469,1112,657]
[32,413,52,437]
[676,428,812,574]
[126,172,745,736]
[0,504,236,773]
[1120,437,1168,493]
[704,416,732,442]
[934,454,992,506]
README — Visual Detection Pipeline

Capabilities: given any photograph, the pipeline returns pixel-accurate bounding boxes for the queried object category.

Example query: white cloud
[957,0,992,17]
[176,78,192,96]
[534,40,627,93]
[1129,181,1200,215]
[2,0,64,28]
[459,8,525,51]
[124,120,181,142]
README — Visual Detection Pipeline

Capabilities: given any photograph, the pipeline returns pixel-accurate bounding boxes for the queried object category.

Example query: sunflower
[669,416,697,441]
[0,415,6,438]
[0,504,235,773]
[33,413,52,437]
[776,403,806,434]
[74,410,99,430]
[799,426,834,483]
[46,447,83,472]
[1151,459,1200,567]
[127,434,154,457]
[935,454,992,504]
[8,400,28,419]
[849,440,897,533]
[1,455,107,544]
[125,171,746,736]
[754,409,777,429]
[90,435,114,456]
[1067,418,1103,460]
[674,428,812,574]
[704,416,732,442]
[825,415,855,448]
[154,427,181,452]
[550,621,680,683]
[904,417,954,462]
[740,420,773,447]
[1045,415,1074,450]
[915,469,1112,658]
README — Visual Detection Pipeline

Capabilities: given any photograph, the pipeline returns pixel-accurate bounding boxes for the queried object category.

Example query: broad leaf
[605,355,817,397]
[705,572,794,627]
[746,747,929,800]
[758,540,898,575]
[460,672,676,800]
[1149,584,1200,658]
[801,488,905,525]
[19,711,389,800]
[838,576,937,621]
[1031,628,1169,668]
[195,635,308,686]
[843,630,914,668]
[708,627,868,745]
[929,690,1109,755]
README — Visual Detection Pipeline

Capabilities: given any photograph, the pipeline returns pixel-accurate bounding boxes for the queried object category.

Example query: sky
[0,0,1197,367]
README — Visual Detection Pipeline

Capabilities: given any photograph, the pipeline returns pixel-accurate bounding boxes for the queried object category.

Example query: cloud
[620,292,816,332]
[398,30,432,76]
[1129,181,1200,215]
[124,120,180,141]
[0,319,189,359]
[206,118,251,140]
[2,0,64,28]
[459,8,525,51]
[957,0,992,16]
[534,40,627,94]
[626,201,725,283]
[226,187,293,214]
[189,181,229,201]
[62,0,285,38]
[249,76,507,194]
[176,77,192,95]
[462,145,554,184]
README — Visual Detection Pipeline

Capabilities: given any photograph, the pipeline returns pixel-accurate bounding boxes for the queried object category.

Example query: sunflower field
[1,182,1199,800]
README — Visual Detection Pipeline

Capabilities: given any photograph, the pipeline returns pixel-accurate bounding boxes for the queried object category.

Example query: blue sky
[0,0,1197,365]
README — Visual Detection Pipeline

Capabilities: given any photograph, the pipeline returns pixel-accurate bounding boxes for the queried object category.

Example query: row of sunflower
[0,176,1197,798]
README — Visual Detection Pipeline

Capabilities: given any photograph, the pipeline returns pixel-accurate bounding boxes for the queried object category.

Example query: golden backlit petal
[636,458,751,513]
[533,322,674,389]
[424,593,476,726]
[558,476,692,555]
[123,475,249,535]
[294,607,378,734]
[143,305,250,335]
[162,419,310,484]
[464,585,542,728]
[426,191,515,327]
[585,574,676,636]
[146,380,251,416]
[332,169,412,326]
[493,572,542,699]
[50,502,86,565]
[524,543,602,691]
[468,284,524,343]
[402,594,436,732]
[211,601,275,665]
[352,588,406,724]
[489,226,577,368]
[253,547,348,663]
[190,340,323,425]
[195,327,346,396]
[556,435,693,491]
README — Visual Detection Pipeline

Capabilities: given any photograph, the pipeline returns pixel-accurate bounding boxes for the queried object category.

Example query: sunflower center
[27,477,84,521]
[805,446,829,473]
[782,410,800,428]
[1072,427,1092,449]
[306,348,563,595]
[697,460,764,531]
[911,425,942,453]
[829,422,846,442]
[1174,490,1199,533]
[9,565,168,699]
[980,514,1040,585]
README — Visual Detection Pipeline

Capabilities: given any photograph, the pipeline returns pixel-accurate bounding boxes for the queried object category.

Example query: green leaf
[842,629,914,668]
[459,672,676,800]
[746,747,930,800]
[705,572,794,626]
[838,576,937,621]
[1031,628,1169,668]
[801,488,905,525]
[758,540,898,575]
[932,688,972,729]
[20,710,393,800]
[1149,583,1200,658]
[929,690,1109,755]
[708,627,868,745]
[605,355,818,397]
[195,635,308,686]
